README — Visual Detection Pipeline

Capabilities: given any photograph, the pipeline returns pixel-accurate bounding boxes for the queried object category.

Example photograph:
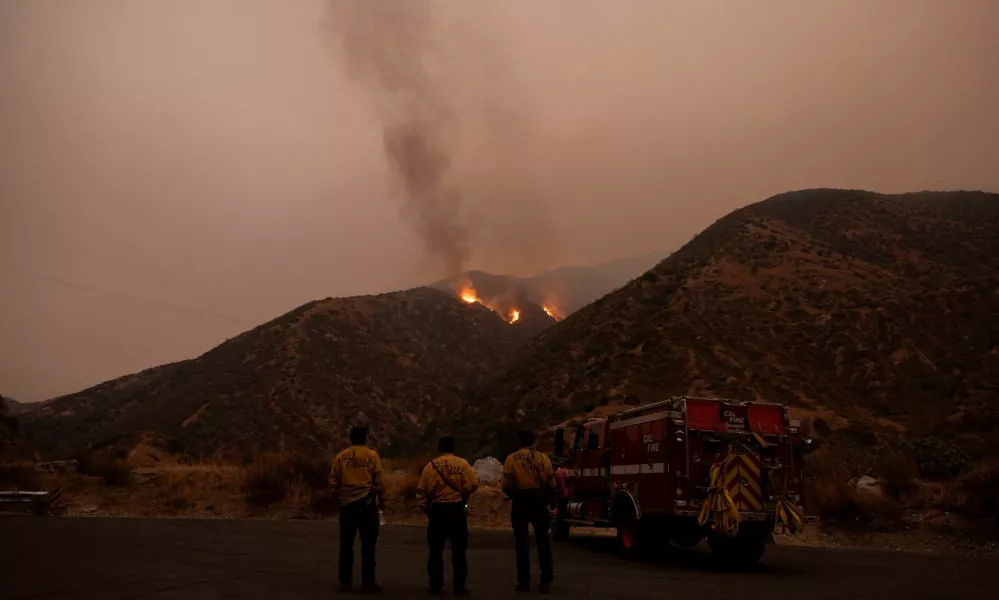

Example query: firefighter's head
[438,436,456,454]
[517,429,535,448]
[349,426,369,445]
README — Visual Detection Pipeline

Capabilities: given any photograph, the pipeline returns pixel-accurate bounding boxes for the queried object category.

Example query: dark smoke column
[327,0,470,276]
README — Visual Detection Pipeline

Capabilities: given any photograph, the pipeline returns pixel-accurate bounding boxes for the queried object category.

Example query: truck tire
[551,502,571,541]
[669,531,703,549]
[617,515,641,558]
[707,532,766,568]
[553,518,571,541]
[616,512,661,559]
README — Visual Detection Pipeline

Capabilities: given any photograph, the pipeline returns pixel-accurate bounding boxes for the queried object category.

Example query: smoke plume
[325,0,551,277]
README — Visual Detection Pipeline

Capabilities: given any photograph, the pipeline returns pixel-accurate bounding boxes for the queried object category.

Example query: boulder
[848,475,886,499]
[472,457,503,486]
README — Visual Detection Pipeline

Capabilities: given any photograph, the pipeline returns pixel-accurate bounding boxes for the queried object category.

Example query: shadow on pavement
[559,534,807,578]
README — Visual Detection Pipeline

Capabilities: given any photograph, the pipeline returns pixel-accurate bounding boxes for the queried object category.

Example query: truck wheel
[617,517,641,557]
[551,501,570,541]
[617,514,658,559]
[707,533,766,568]
[553,518,571,541]
[669,531,703,549]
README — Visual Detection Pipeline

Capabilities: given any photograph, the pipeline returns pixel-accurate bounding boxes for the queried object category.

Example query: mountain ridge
[432,251,668,320]
[23,287,551,458]
[461,189,999,458]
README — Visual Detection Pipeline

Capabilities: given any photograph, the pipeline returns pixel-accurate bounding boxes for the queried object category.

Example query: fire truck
[550,396,815,565]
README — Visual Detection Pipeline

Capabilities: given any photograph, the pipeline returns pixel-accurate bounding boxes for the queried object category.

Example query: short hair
[349,426,369,445]
[517,430,535,447]
[438,436,456,454]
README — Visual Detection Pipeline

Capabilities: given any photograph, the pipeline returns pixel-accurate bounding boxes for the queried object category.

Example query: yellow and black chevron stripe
[722,454,763,511]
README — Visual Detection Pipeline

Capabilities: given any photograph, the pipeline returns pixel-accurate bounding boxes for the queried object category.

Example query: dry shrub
[956,463,999,519]
[309,488,339,515]
[805,458,852,519]
[812,418,832,438]
[244,453,292,507]
[0,462,40,490]
[382,457,427,507]
[76,450,130,487]
[913,480,966,512]
[160,464,240,513]
[244,452,331,508]
[383,456,428,475]
[291,454,329,490]
[877,451,918,499]
[169,495,194,511]
[384,471,420,505]
[804,448,900,525]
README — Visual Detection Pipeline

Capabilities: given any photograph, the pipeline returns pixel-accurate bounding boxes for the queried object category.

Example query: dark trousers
[339,498,380,587]
[427,503,469,590]
[511,492,553,585]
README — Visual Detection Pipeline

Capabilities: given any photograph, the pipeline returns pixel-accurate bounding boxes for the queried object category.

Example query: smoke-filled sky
[1,0,997,402]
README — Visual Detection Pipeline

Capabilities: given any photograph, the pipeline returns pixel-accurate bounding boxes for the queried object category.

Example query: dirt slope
[463,189,999,456]
[24,287,549,458]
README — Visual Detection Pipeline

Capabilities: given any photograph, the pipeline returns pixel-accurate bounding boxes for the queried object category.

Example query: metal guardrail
[0,489,63,515]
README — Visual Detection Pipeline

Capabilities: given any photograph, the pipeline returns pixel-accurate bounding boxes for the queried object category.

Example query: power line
[0,263,251,324]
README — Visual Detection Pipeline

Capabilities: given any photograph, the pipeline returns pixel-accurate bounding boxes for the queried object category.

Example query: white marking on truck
[608,463,665,475]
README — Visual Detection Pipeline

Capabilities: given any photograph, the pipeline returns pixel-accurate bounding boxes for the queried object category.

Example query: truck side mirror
[587,432,600,451]
[554,428,565,458]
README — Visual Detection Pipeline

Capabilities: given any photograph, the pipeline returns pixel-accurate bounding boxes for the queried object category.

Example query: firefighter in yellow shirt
[502,430,556,594]
[417,436,478,595]
[330,426,386,593]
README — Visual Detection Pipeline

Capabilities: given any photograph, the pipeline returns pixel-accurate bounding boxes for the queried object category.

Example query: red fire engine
[550,396,816,565]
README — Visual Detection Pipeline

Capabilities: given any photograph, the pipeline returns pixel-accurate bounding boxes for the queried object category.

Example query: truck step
[561,518,614,528]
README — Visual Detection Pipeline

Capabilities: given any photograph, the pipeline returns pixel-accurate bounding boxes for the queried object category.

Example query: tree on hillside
[1,395,23,453]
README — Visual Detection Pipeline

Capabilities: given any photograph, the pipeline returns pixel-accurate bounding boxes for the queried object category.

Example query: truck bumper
[675,509,775,522]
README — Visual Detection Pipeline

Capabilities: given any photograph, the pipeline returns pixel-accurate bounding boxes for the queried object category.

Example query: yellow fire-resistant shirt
[329,445,386,507]
[417,454,479,510]
[502,448,556,495]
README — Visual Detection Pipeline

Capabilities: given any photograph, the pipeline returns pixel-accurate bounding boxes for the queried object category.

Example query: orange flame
[543,305,559,321]
[456,284,520,324]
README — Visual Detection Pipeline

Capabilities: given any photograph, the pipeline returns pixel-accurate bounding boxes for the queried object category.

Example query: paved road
[3,517,997,599]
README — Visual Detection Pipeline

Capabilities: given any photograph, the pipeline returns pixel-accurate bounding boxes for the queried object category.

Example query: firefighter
[330,425,386,593]
[502,430,555,594]
[417,436,479,595]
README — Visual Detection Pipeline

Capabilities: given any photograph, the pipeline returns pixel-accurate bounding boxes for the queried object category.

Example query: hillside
[432,251,666,321]
[430,270,553,323]
[3,397,40,417]
[24,287,552,459]
[523,251,666,316]
[464,189,999,459]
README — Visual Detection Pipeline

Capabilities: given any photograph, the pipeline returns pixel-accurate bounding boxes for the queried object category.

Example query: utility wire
[0,262,251,324]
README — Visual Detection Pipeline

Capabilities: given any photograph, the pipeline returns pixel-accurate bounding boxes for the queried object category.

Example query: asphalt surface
[3,517,997,600]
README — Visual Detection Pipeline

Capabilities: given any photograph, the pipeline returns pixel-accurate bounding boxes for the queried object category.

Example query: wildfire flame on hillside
[543,305,559,321]
[457,284,519,324]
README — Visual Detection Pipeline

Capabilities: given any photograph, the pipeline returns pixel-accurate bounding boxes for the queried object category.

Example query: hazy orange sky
[2,0,997,402]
